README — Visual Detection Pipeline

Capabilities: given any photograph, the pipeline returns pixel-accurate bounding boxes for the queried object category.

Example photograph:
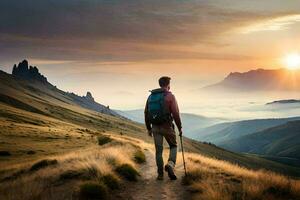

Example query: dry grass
[0,136,146,200]
[184,152,300,200]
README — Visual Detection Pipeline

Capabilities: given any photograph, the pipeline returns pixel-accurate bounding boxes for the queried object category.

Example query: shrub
[107,157,117,167]
[263,185,291,198]
[30,159,58,171]
[79,181,108,200]
[100,174,120,190]
[60,170,84,180]
[0,151,11,156]
[115,164,139,181]
[97,135,112,145]
[134,150,146,164]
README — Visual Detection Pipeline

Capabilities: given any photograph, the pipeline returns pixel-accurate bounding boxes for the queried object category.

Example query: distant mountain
[198,117,300,144]
[220,120,300,166]
[177,113,223,139]
[266,99,300,105]
[115,109,145,124]
[203,68,300,91]
[4,59,120,117]
[116,109,222,139]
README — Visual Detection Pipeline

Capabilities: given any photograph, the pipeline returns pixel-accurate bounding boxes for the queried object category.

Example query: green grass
[115,164,139,181]
[134,150,146,164]
[79,181,108,200]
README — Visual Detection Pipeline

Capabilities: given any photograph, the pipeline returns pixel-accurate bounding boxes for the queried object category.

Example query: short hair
[159,76,171,87]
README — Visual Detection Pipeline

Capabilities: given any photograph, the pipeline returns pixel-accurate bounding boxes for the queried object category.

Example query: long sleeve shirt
[144,88,182,131]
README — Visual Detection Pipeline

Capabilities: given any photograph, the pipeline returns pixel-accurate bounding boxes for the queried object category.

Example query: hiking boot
[165,164,177,180]
[156,174,164,180]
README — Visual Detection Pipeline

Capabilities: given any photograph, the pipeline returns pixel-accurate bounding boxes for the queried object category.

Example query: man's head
[159,76,171,90]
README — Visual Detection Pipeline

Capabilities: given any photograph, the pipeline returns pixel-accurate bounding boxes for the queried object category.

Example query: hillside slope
[10,60,120,117]
[220,120,300,166]
[198,117,300,144]
[0,64,300,176]
[1,61,300,199]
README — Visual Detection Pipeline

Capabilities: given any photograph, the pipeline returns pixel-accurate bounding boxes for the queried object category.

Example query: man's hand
[179,129,183,137]
[148,129,152,137]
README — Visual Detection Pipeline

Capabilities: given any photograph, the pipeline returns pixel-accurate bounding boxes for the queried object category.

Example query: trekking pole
[180,135,187,176]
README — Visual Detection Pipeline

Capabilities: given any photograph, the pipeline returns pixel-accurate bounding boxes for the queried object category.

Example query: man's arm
[144,98,152,134]
[169,94,182,135]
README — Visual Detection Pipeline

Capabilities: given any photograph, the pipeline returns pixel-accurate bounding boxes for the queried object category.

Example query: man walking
[144,76,182,180]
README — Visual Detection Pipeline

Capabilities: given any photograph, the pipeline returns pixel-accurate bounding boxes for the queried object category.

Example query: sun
[283,53,300,70]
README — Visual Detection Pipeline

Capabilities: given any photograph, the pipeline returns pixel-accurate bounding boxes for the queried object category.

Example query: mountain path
[115,149,189,200]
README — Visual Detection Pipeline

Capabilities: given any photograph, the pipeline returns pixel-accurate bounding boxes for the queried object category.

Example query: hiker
[144,76,182,180]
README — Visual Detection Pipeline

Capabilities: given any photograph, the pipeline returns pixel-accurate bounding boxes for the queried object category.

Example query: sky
[0,0,300,111]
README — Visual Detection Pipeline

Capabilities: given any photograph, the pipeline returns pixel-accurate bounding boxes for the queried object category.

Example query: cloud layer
[1,0,299,62]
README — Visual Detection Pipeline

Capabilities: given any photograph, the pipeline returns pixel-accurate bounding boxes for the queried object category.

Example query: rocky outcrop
[66,91,119,117]
[12,60,48,84]
[85,92,94,102]
[9,60,121,117]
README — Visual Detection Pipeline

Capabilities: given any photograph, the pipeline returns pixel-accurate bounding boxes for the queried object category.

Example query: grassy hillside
[0,134,150,200]
[220,120,300,166]
[1,68,300,199]
[0,70,147,167]
[184,153,300,200]
[1,69,300,174]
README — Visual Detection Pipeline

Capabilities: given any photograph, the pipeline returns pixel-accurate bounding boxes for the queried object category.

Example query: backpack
[147,90,171,125]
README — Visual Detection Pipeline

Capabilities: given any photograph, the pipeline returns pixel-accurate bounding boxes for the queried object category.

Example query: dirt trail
[116,150,189,200]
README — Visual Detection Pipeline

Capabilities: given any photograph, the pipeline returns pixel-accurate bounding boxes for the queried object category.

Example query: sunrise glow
[284,53,300,70]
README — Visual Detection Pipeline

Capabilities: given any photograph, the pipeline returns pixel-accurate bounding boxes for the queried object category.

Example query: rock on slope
[10,59,120,117]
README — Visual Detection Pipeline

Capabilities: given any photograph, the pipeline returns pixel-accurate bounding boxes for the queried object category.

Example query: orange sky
[0,0,300,109]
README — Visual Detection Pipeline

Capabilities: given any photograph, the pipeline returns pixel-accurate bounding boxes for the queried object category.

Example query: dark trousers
[152,125,177,175]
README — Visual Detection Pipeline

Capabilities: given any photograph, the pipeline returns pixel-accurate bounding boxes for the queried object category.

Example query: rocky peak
[12,59,48,84]
[85,91,94,102]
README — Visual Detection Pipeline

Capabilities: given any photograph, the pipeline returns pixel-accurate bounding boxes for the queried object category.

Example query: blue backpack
[147,90,171,124]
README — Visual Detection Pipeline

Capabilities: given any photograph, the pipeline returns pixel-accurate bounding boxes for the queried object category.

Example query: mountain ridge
[6,60,120,117]
[220,120,300,166]
[203,68,300,91]
[198,116,300,144]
